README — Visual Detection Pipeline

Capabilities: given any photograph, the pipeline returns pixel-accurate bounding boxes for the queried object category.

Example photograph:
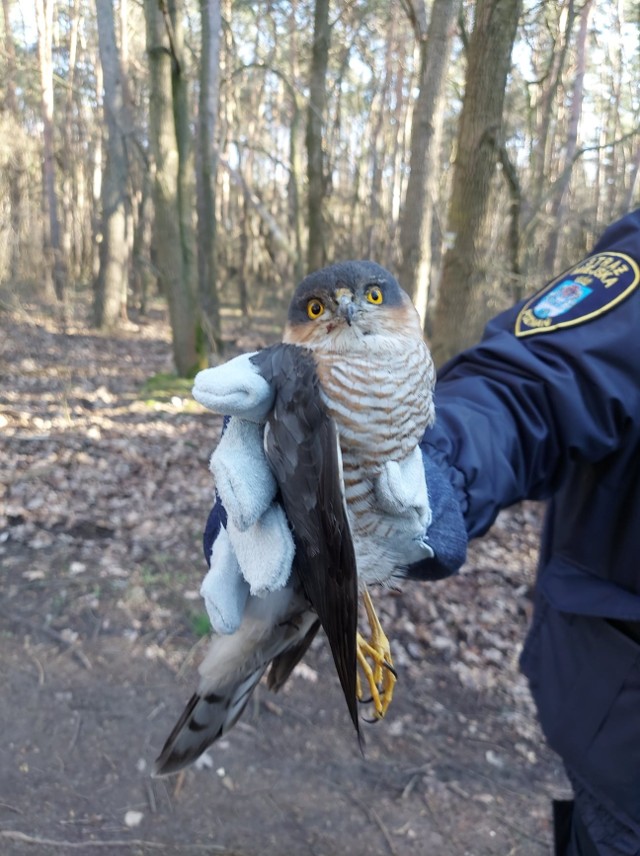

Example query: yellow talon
[356,589,396,719]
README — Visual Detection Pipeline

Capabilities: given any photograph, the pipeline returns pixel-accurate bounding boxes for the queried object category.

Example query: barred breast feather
[315,337,434,473]
[302,330,435,584]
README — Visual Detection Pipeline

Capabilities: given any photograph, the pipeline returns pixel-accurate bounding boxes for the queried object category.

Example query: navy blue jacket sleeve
[421,209,640,541]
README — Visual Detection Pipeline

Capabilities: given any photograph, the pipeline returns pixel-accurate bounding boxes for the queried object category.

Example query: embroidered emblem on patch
[515,252,640,337]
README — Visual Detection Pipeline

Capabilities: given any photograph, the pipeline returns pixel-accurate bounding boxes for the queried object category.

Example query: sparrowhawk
[154,261,435,775]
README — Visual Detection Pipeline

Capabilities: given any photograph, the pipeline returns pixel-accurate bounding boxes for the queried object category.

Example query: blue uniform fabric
[419,209,640,852]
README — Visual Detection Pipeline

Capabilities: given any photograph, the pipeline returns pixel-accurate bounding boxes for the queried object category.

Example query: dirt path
[0,289,568,855]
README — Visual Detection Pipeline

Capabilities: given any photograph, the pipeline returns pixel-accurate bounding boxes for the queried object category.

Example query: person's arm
[422,210,640,542]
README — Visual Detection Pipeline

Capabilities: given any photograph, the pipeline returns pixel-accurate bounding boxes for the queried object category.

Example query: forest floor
[0,284,570,856]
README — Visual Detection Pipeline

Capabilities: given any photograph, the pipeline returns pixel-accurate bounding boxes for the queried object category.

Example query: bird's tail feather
[153,666,265,776]
[154,587,315,776]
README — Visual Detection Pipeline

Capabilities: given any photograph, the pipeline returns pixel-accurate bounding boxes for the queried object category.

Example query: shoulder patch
[515,252,639,337]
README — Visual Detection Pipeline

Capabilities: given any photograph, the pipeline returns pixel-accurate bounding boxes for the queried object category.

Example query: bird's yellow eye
[307,299,325,319]
[366,286,383,305]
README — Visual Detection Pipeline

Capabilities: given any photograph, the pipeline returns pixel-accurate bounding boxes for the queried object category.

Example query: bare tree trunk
[431,0,522,366]
[287,7,305,284]
[498,144,522,292]
[91,59,104,284]
[399,0,459,324]
[288,99,305,284]
[94,0,131,328]
[120,0,129,75]
[2,0,23,282]
[238,178,251,317]
[197,0,223,354]
[622,144,640,213]
[526,0,576,226]
[306,0,330,272]
[119,0,136,276]
[365,32,394,260]
[145,0,204,376]
[168,0,199,331]
[60,0,79,281]
[35,0,67,302]
[601,4,622,223]
[388,43,410,259]
[131,167,154,315]
[543,0,592,275]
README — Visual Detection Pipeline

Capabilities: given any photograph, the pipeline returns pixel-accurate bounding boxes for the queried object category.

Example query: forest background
[2,0,639,372]
[1,1,639,852]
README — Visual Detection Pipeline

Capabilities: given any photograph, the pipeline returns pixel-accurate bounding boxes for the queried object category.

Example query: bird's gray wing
[251,344,360,740]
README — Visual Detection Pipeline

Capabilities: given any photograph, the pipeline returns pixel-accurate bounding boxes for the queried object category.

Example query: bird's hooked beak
[335,288,357,326]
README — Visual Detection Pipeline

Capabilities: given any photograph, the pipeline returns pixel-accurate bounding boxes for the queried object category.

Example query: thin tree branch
[523,125,640,237]
[228,61,303,108]
[497,143,522,276]
[218,157,298,265]
[0,830,226,851]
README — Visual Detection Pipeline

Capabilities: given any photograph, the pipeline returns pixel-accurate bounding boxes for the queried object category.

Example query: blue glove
[193,355,294,635]
[403,451,468,581]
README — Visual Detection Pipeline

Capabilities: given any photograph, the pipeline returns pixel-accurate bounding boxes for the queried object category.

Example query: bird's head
[282,261,423,353]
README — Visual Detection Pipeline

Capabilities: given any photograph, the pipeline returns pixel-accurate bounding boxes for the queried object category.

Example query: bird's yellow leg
[356,589,397,719]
